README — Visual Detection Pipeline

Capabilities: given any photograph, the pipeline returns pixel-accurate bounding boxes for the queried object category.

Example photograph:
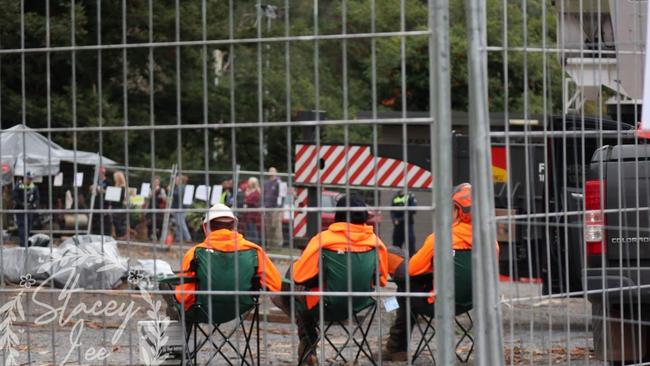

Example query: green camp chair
[298,249,379,366]
[410,249,474,364]
[159,247,261,366]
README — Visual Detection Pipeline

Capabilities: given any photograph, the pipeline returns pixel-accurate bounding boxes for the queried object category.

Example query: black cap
[334,195,368,225]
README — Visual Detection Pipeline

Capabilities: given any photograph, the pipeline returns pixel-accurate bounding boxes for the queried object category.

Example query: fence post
[465,0,504,364]
[429,0,455,364]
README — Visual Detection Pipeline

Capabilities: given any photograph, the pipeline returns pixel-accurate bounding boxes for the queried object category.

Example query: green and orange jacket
[175,229,282,310]
[292,222,389,309]
[407,221,499,302]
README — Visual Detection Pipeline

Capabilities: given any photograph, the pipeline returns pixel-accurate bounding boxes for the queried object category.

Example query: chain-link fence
[3,0,650,365]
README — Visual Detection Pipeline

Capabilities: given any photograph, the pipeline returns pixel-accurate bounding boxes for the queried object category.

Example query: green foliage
[0,0,563,174]
[186,201,208,242]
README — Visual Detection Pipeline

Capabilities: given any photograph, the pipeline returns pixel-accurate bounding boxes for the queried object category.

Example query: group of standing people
[90,169,129,239]
[9,166,286,246]
[90,170,169,241]
[170,168,285,246]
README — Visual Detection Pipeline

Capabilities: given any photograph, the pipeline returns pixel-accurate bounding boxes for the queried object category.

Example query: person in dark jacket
[12,172,39,247]
[391,190,417,255]
[90,167,112,236]
[263,167,283,247]
[148,176,167,240]
[111,171,128,239]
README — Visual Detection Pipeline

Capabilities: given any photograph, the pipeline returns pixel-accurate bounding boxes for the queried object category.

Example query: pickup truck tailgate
[603,148,650,261]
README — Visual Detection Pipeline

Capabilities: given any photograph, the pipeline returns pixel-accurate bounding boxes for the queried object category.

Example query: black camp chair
[159,247,261,366]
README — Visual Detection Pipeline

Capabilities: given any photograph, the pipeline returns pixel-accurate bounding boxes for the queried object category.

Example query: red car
[282,190,382,246]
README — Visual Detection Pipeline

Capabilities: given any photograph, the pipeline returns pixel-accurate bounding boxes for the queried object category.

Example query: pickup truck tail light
[584,179,605,255]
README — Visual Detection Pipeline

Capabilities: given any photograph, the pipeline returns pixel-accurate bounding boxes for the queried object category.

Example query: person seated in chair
[271,195,389,365]
[383,183,498,361]
[167,203,282,317]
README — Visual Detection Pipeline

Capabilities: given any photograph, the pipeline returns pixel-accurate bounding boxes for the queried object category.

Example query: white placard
[74,172,84,187]
[210,185,223,205]
[277,181,286,207]
[195,185,210,202]
[183,185,195,206]
[279,181,288,198]
[65,190,73,209]
[383,296,400,312]
[140,182,151,198]
[643,7,650,132]
[53,172,63,187]
[105,186,123,202]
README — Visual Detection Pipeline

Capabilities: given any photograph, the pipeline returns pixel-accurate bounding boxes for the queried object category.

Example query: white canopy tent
[1,125,117,177]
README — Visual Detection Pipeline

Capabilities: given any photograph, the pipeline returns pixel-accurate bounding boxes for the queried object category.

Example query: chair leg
[351,305,378,365]
[240,310,258,366]
[203,324,238,366]
[193,324,223,363]
[325,321,349,364]
[256,304,260,366]
[455,312,474,363]
[193,324,197,365]
[182,323,195,366]
[411,314,436,365]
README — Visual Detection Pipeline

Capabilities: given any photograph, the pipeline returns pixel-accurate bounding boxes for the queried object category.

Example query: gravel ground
[0,242,603,365]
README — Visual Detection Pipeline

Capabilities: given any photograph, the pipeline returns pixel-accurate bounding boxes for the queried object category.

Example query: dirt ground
[0,241,599,365]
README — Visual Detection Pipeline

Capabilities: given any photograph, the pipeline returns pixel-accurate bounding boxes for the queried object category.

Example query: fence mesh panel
[2,0,650,365]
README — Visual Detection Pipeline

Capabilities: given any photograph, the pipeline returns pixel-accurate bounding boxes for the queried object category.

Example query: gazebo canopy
[1,125,117,177]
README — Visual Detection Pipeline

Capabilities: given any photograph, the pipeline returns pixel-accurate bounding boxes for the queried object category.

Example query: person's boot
[298,337,318,365]
[381,343,408,362]
[381,349,408,362]
[383,305,409,361]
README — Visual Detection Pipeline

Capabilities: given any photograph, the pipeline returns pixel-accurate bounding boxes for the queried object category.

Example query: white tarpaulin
[1,247,59,283]
[48,235,128,289]
[0,125,117,177]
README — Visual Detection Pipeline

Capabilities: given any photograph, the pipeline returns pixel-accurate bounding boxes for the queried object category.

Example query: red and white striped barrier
[292,144,432,238]
[292,187,308,238]
[294,144,432,188]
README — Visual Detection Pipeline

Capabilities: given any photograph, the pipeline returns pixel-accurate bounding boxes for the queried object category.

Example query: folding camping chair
[298,249,379,366]
[159,247,261,366]
[410,249,474,364]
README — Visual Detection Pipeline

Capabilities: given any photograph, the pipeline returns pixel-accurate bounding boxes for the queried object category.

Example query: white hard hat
[203,203,237,224]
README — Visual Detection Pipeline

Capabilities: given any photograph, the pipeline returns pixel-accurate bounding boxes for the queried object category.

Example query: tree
[0,0,563,176]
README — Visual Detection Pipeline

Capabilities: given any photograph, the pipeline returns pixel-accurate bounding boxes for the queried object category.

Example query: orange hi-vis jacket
[407,221,499,302]
[175,229,282,310]
[292,222,389,309]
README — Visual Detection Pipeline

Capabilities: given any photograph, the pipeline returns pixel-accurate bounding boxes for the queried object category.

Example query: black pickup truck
[585,144,650,362]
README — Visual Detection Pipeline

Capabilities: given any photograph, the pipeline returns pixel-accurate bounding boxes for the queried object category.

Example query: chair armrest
[156,274,196,285]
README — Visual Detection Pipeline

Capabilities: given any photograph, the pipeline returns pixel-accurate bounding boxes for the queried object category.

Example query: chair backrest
[411,249,473,317]
[453,250,473,314]
[321,249,377,319]
[191,247,258,324]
